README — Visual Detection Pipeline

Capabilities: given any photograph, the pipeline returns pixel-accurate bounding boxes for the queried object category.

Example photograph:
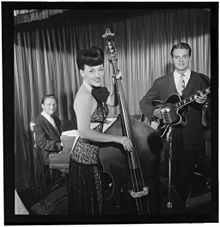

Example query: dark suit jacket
[139,71,210,151]
[35,114,63,165]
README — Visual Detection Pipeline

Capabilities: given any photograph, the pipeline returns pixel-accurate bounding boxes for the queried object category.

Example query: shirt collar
[41,110,53,121]
[174,69,191,80]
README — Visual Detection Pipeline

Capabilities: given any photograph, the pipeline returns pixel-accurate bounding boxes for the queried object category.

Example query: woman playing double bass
[67,46,132,215]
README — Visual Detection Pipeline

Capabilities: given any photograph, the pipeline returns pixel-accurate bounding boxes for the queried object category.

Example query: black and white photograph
[2,1,218,225]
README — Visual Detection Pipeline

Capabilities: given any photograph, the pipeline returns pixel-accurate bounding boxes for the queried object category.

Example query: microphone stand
[166,125,173,211]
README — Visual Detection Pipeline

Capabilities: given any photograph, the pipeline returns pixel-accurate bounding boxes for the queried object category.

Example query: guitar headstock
[102,28,118,62]
[205,87,211,95]
[199,87,211,96]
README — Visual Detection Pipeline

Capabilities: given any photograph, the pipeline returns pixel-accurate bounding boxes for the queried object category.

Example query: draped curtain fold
[14,8,210,189]
[14,9,68,25]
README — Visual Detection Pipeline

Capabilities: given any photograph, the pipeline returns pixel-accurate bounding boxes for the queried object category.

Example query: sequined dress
[68,102,109,215]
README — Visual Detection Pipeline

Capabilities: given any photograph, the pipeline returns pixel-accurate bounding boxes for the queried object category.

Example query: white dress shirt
[41,111,57,130]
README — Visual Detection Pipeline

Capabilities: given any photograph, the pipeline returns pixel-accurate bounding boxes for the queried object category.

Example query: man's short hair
[76,46,104,70]
[41,94,57,104]
[171,42,192,57]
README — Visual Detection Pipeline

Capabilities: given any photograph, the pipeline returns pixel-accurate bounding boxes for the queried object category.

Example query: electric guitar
[151,87,210,138]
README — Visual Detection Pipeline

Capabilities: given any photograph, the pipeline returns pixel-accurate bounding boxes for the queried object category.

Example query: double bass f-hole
[102,28,150,215]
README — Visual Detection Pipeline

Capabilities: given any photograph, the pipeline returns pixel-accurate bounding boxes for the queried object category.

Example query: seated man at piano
[139,42,210,208]
[35,94,63,183]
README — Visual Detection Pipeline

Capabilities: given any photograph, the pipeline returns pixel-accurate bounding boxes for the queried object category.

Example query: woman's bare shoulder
[74,86,93,109]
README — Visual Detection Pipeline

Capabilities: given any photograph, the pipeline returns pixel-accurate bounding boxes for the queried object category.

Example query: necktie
[179,74,185,95]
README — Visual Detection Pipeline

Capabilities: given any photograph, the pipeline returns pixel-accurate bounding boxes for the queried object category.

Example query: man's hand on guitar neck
[194,91,207,104]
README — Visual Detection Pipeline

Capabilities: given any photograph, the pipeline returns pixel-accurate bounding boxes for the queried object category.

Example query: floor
[17,163,213,218]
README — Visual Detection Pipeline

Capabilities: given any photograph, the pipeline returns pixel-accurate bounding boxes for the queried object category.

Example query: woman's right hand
[153,107,162,119]
[116,136,133,152]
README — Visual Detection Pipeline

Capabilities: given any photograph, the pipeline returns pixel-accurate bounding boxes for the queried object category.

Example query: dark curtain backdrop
[14,8,211,189]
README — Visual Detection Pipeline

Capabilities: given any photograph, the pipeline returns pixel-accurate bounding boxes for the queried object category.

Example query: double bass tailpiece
[129,187,149,199]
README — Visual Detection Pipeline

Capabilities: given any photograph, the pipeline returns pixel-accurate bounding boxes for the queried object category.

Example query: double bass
[99,28,163,215]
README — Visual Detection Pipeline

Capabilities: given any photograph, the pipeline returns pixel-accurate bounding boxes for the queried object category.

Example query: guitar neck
[174,87,210,109]
[175,95,195,109]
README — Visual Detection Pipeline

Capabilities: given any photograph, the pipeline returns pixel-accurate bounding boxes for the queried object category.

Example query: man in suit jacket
[139,42,210,206]
[35,94,63,165]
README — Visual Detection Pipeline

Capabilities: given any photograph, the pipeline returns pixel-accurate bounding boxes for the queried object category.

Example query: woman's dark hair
[41,94,57,104]
[76,46,104,70]
[171,42,192,57]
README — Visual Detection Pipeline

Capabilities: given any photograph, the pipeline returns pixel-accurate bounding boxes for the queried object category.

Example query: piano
[49,130,78,173]
[49,117,118,174]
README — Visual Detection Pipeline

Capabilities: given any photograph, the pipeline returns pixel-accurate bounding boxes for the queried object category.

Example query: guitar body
[152,93,189,137]
[151,87,210,138]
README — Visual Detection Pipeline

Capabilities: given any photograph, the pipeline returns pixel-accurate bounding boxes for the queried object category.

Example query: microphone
[160,105,177,125]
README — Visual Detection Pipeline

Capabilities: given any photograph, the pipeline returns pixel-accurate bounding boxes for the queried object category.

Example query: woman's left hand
[116,71,122,80]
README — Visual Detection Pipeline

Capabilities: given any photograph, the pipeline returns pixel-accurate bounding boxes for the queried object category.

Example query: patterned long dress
[68,102,109,215]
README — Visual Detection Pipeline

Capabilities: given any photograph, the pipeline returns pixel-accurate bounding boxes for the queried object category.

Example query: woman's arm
[74,91,132,151]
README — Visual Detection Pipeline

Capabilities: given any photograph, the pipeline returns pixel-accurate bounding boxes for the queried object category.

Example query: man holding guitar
[139,42,210,208]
